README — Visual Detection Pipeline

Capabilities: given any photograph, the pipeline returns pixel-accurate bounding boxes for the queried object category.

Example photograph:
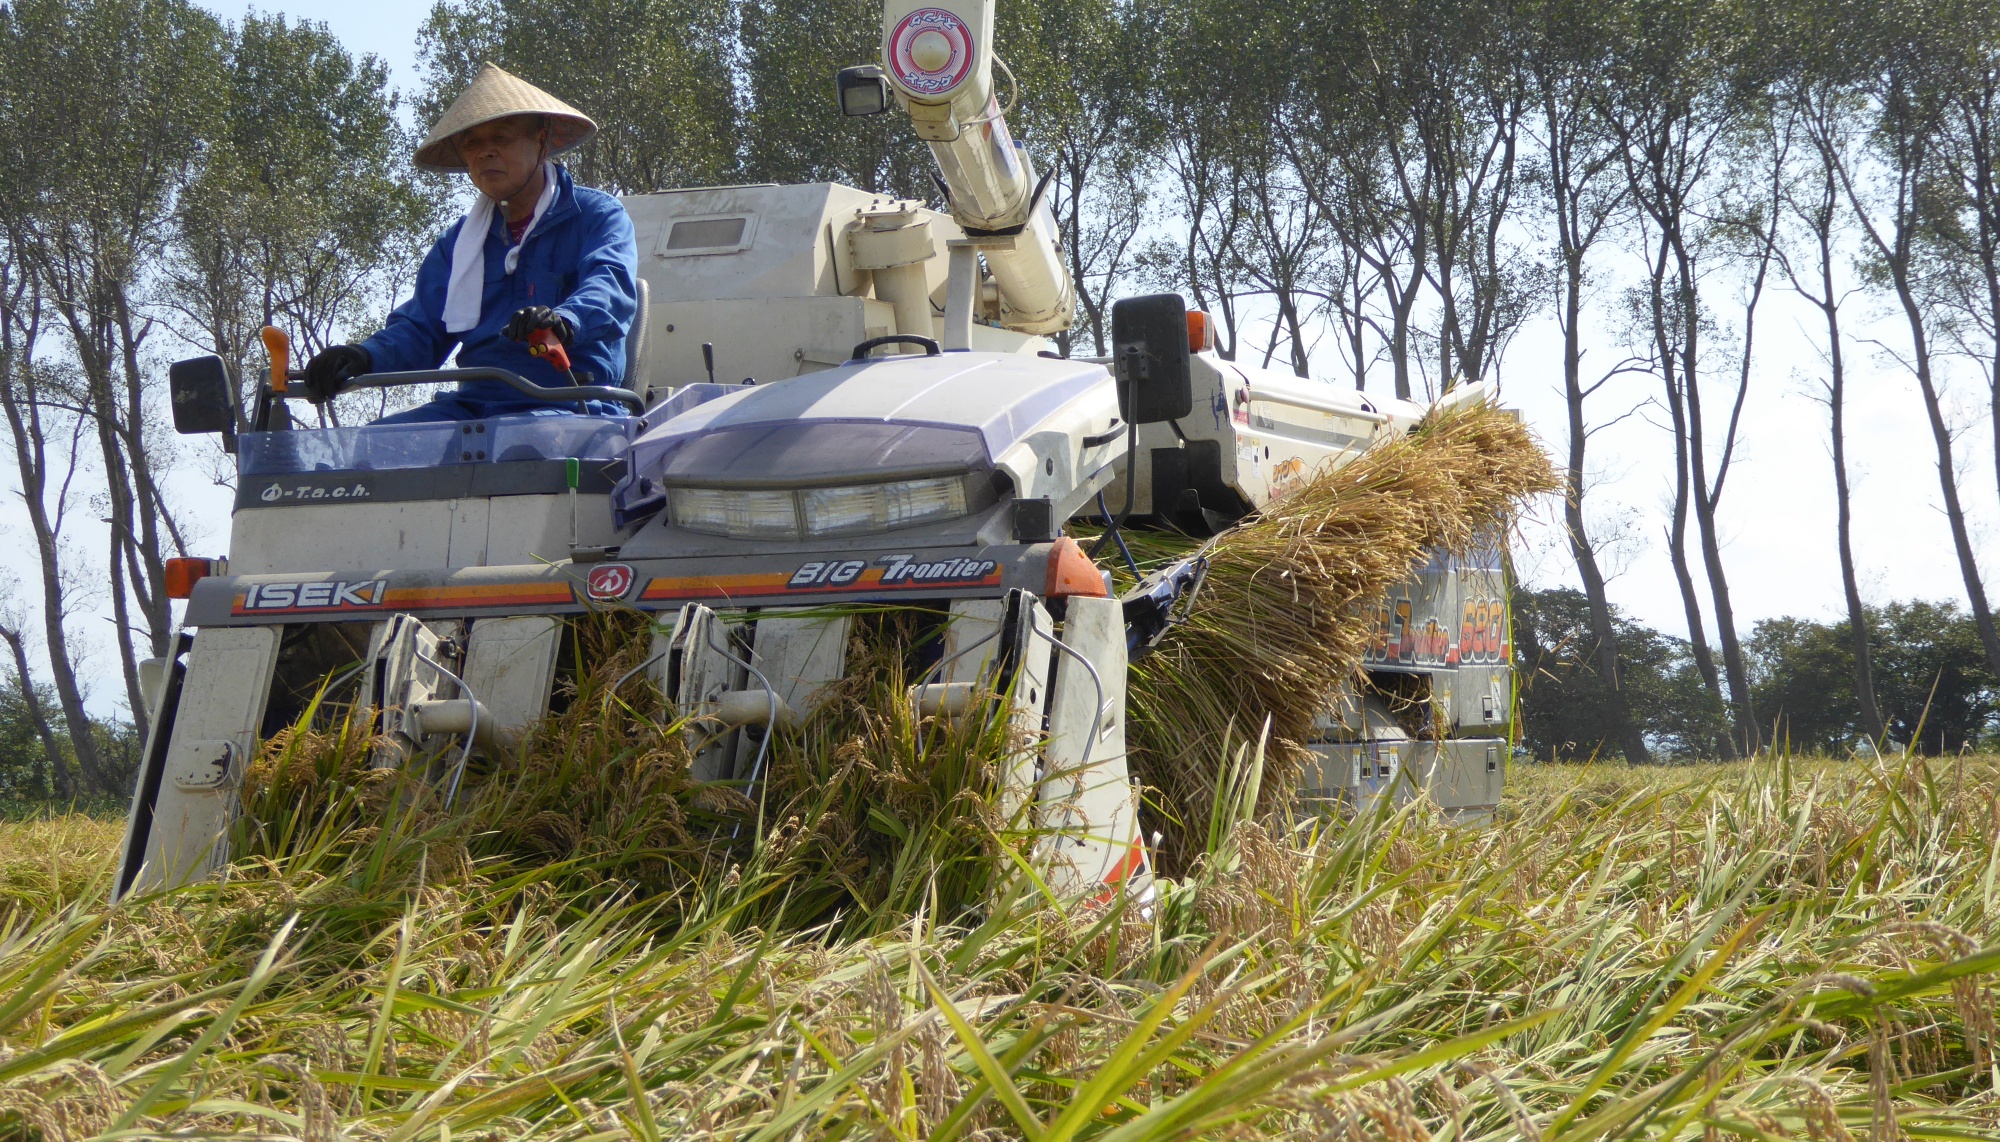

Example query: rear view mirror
[168,355,236,436]
[1111,294,1195,424]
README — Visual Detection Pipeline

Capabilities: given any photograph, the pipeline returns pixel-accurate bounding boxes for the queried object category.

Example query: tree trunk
[1828,336,1884,744]
[92,362,150,739]
[1942,79,2000,572]
[1564,323,1651,766]
[1663,370,1725,734]
[117,292,182,636]
[1347,260,1369,392]
[1894,285,2000,681]
[1791,99,1887,744]
[1814,206,1886,743]
[1681,226,1758,755]
[1533,60,1650,765]
[0,265,112,795]
[1831,73,2000,690]
[0,623,69,800]
[1653,251,1728,753]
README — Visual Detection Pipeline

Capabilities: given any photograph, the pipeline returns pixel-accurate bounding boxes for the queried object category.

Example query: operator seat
[624,277,650,396]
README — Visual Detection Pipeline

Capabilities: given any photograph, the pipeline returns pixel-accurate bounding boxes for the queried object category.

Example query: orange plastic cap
[1186,310,1215,354]
[260,326,290,393]
[1045,536,1109,599]
[165,557,214,600]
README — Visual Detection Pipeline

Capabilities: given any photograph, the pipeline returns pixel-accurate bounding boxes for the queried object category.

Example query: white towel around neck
[442,162,558,334]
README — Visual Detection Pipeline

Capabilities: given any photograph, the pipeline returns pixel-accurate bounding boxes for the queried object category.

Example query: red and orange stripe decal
[639,570,804,601]
[1089,838,1150,906]
[381,582,575,609]
[230,579,575,617]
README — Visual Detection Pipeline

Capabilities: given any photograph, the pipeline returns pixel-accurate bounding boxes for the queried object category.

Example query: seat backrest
[624,276,651,395]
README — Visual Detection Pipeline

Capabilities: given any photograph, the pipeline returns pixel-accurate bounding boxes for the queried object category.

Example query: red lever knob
[529,328,572,372]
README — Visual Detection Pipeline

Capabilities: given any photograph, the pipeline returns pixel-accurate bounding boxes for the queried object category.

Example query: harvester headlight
[802,476,967,536]
[667,476,970,539]
[668,487,799,538]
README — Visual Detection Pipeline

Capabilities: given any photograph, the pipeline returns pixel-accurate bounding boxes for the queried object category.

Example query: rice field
[2,407,1993,1139]
[0,753,1995,1140]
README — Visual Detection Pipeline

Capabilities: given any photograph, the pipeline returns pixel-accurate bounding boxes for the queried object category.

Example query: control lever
[529,327,579,385]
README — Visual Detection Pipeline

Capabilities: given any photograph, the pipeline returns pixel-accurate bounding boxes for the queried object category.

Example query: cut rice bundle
[1123,402,1559,872]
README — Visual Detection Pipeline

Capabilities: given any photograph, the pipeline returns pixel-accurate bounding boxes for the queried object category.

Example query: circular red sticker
[888,8,974,97]
[585,563,635,600]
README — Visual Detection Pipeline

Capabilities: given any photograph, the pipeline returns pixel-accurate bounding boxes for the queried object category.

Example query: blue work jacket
[362,165,637,415]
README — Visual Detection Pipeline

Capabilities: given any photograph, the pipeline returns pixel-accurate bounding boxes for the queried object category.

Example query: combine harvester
[119,0,1512,902]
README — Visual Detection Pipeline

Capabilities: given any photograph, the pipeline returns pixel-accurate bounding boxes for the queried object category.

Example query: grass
[0,753,1995,1139]
[0,812,121,919]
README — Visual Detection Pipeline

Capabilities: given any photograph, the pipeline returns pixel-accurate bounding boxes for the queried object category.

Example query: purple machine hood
[614,351,1110,526]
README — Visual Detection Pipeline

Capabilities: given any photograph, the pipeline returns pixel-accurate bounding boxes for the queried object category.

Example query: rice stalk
[3,755,1993,1139]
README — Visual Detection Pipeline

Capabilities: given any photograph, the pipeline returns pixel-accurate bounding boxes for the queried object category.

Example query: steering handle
[341,367,645,413]
[850,334,941,361]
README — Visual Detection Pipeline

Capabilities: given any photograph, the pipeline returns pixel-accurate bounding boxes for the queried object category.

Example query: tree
[0,669,67,803]
[160,12,441,412]
[1283,0,1533,398]
[1522,0,1653,765]
[1134,0,1270,361]
[419,0,741,197]
[1825,0,2000,685]
[738,0,933,193]
[1768,0,1888,742]
[1930,3,2000,537]
[0,619,70,801]
[1513,585,1729,761]
[1001,0,1159,356]
[0,0,225,744]
[1232,137,1333,377]
[1750,603,1998,754]
[1872,600,1999,752]
[1599,0,1761,756]
[1745,615,1861,753]
[0,253,112,797]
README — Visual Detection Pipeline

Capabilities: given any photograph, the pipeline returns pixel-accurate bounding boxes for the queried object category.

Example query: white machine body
[118,0,1513,903]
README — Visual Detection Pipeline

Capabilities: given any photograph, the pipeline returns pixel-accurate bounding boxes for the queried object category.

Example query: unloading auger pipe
[877,0,1074,336]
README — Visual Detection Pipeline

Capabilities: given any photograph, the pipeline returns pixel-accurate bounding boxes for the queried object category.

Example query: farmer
[302,63,638,422]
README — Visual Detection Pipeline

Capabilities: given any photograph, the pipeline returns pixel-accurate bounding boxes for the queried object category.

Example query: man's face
[457,115,547,200]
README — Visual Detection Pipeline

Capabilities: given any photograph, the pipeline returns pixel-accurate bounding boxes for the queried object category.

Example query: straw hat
[415,62,598,172]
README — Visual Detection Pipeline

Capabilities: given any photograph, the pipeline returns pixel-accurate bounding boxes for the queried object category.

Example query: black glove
[503,306,573,347]
[301,344,371,403]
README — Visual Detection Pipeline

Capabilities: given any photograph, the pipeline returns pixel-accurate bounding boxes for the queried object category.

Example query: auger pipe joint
[877,0,1074,335]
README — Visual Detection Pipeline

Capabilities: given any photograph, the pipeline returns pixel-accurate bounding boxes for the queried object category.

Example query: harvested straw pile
[1123,401,1557,872]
